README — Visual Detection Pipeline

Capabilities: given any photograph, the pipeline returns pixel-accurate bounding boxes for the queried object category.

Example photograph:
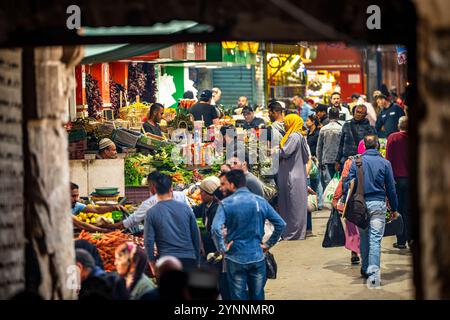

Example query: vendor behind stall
[189,89,219,127]
[242,106,265,130]
[143,103,164,137]
[71,182,125,232]
[96,138,118,159]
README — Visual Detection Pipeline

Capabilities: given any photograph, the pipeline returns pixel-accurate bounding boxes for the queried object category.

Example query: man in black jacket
[375,94,406,138]
[335,105,377,172]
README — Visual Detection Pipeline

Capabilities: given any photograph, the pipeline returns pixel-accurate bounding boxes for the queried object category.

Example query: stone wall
[0,49,25,299]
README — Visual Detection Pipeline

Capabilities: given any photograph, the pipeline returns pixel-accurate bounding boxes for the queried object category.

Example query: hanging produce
[142,64,157,103]
[110,79,125,118]
[128,62,147,103]
[85,73,103,119]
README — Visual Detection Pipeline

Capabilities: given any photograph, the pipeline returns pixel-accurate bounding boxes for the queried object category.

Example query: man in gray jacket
[317,107,343,187]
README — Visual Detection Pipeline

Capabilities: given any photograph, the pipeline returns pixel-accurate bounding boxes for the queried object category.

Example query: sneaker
[366,275,381,289]
[393,243,407,249]
[351,253,360,265]
[360,269,369,279]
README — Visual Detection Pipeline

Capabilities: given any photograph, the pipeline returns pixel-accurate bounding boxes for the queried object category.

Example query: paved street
[265,210,414,300]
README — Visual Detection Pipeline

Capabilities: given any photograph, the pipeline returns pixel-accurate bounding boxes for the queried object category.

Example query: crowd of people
[71,87,409,299]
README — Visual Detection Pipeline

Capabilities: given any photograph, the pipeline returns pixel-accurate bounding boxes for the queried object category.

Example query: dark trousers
[178,258,198,272]
[395,177,410,245]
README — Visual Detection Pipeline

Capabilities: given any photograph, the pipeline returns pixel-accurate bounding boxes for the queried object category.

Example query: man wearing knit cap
[97,138,117,159]
[193,176,221,256]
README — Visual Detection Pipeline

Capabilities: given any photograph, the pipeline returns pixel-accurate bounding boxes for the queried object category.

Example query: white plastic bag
[307,194,319,212]
[322,173,340,209]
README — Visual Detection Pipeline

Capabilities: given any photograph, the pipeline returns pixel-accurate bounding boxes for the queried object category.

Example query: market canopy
[80,21,209,64]
[81,43,171,64]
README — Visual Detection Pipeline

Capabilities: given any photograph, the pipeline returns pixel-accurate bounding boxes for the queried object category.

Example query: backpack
[343,157,369,229]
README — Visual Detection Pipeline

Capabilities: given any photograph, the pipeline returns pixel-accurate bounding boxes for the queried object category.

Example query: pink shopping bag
[344,219,360,254]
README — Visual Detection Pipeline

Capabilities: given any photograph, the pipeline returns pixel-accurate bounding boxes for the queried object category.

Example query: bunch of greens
[125,154,152,186]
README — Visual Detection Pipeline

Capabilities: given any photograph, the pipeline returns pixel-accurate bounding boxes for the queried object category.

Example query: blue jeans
[226,259,266,300]
[358,201,386,284]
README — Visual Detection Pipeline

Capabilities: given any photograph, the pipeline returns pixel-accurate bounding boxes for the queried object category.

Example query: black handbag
[384,213,404,237]
[322,208,346,248]
[265,252,277,279]
[344,157,370,229]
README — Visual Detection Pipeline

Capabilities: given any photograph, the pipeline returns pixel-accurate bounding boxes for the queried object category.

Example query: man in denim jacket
[211,170,286,300]
[344,134,399,288]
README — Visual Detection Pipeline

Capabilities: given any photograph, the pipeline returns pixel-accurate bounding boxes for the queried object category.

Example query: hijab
[280,114,306,148]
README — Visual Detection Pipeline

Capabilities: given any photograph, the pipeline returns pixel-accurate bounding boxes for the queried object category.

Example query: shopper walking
[386,116,410,249]
[344,135,398,287]
[335,105,376,173]
[278,114,310,240]
[211,170,286,300]
[317,107,343,187]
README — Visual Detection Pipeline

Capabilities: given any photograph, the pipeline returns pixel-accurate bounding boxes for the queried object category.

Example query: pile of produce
[77,230,144,272]
[125,153,153,186]
[75,211,122,225]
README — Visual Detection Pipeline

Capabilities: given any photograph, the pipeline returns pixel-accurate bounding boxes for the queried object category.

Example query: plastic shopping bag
[322,208,346,248]
[265,251,277,279]
[307,194,319,212]
[322,173,340,209]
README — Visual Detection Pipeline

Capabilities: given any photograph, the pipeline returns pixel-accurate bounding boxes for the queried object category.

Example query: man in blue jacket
[375,94,405,138]
[344,135,399,288]
[212,170,286,300]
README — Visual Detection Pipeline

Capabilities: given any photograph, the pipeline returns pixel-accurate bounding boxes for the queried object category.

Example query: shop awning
[80,21,207,64]
[81,43,171,64]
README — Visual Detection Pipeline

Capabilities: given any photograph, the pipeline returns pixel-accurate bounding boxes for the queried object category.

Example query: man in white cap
[97,138,117,159]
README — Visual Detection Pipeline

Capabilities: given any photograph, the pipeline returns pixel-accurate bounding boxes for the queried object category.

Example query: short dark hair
[76,249,95,270]
[220,124,235,137]
[183,91,194,99]
[149,103,163,118]
[328,107,340,120]
[315,104,328,113]
[147,171,162,184]
[376,94,387,101]
[268,101,283,113]
[219,171,228,178]
[71,182,79,190]
[307,114,319,126]
[364,134,379,150]
[242,106,254,114]
[224,170,247,189]
[331,92,341,99]
[154,173,173,195]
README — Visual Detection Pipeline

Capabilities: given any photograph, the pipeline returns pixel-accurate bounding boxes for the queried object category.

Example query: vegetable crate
[125,186,151,205]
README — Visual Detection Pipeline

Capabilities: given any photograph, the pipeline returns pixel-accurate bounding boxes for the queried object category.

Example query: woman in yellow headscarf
[277,113,311,240]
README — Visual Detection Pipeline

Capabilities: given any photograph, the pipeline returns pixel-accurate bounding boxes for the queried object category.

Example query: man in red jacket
[386,116,410,249]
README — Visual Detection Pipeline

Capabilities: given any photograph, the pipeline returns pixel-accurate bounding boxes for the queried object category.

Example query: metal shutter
[212,66,255,107]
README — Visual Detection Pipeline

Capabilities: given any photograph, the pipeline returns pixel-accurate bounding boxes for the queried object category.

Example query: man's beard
[222,189,234,198]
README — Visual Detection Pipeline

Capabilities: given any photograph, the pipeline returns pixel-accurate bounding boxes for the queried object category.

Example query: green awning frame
[81,43,170,64]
